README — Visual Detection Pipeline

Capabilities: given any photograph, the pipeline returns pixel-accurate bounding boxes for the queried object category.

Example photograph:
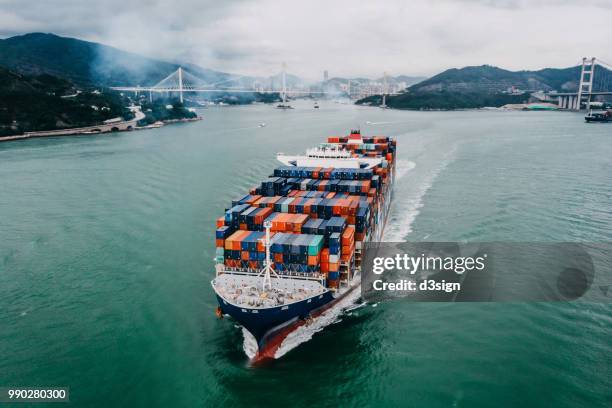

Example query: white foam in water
[394,159,416,181]
[383,152,455,242]
[273,285,364,359]
[242,328,258,359]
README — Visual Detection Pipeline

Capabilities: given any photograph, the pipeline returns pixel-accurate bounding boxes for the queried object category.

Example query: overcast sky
[1,0,611,79]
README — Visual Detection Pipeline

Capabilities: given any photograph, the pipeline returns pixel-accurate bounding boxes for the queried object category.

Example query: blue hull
[216,290,335,346]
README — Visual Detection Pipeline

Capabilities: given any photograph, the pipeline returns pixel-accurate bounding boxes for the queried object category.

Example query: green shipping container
[307,235,324,255]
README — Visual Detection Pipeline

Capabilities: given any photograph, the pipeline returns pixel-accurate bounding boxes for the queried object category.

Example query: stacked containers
[265,213,309,233]
[270,233,324,272]
[215,133,396,290]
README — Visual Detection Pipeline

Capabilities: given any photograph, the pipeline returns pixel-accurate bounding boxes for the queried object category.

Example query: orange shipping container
[342,225,355,245]
[225,230,249,250]
[307,255,320,266]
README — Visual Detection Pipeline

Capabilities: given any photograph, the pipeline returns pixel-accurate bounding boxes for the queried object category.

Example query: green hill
[0,67,132,136]
[409,64,582,93]
[357,90,529,110]
[357,64,612,110]
[0,33,232,87]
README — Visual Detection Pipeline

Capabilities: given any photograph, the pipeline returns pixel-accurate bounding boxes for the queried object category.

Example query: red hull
[250,282,360,365]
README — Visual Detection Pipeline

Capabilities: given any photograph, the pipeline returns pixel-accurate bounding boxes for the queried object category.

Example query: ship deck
[212,273,327,309]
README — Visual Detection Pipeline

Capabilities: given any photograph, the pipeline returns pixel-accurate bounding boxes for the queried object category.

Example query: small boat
[276,104,294,109]
[585,110,611,123]
[258,123,266,128]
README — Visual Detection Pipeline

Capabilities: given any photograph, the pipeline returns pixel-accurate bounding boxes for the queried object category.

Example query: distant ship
[212,130,396,362]
[585,110,611,123]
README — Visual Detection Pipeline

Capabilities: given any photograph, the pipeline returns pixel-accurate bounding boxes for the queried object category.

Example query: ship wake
[383,151,455,241]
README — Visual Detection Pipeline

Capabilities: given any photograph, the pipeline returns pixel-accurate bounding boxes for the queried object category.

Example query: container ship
[212,130,396,361]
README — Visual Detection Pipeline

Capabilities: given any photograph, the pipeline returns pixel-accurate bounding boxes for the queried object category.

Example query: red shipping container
[321,248,329,263]
[216,217,225,228]
[254,207,273,224]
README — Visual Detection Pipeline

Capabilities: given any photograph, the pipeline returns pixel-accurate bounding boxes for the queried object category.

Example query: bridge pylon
[577,57,596,110]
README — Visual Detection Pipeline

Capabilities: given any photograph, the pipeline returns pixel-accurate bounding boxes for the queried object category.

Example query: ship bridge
[277,143,382,169]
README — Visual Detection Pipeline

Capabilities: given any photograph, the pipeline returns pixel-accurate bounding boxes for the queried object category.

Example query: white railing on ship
[217,265,325,282]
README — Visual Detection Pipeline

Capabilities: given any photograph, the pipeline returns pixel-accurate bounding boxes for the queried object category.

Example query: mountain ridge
[0,33,233,87]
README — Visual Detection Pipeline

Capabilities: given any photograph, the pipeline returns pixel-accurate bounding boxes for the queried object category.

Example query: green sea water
[1,101,610,407]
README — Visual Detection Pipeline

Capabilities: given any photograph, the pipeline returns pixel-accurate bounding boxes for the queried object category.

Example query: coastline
[0,113,201,143]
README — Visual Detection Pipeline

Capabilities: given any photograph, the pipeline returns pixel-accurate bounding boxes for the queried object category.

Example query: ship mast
[259,221,278,290]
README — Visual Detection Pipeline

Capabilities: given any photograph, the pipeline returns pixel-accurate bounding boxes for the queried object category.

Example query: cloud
[0,0,611,79]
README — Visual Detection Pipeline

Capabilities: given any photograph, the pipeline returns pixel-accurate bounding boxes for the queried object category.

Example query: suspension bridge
[548,57,612,110]
[110,64,397,104]
[111,58,612,110]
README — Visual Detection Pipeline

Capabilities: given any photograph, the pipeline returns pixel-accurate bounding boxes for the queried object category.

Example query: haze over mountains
[4,31,612,116]
[0,33,232,86]
[0,33,428,91]
[2,32,603,95]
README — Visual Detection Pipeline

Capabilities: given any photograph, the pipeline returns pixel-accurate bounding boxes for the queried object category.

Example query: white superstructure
[277,140,383,169]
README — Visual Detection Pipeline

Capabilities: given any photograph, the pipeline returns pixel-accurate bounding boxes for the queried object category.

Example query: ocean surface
[1,101,610,407]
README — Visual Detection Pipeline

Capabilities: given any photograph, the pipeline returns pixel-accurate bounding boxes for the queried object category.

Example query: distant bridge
[111,65,398,104]
[547,57,612,110]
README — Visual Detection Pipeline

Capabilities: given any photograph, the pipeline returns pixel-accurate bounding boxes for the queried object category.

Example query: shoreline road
[0,107,147,143]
